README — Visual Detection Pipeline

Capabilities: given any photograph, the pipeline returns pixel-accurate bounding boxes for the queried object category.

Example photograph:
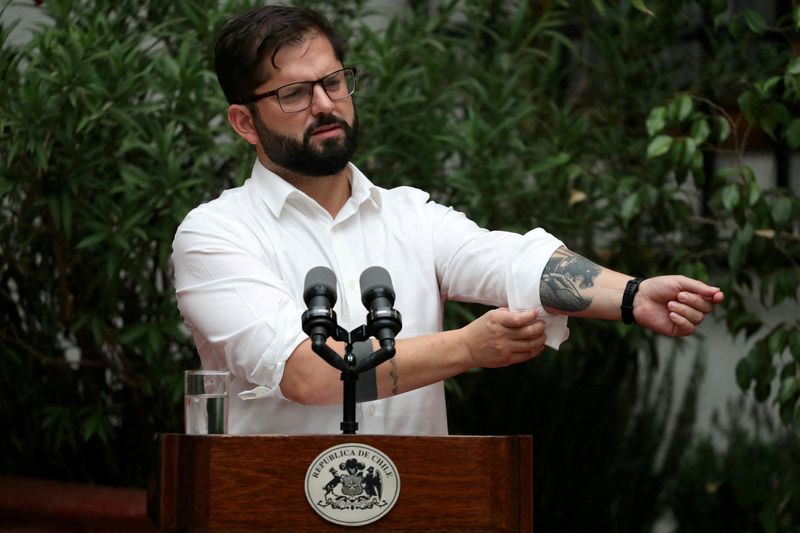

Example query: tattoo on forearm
[390,358,399,396]
[540,248,600,312]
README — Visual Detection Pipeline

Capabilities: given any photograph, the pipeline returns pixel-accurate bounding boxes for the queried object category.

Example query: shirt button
[367,406,376,416]
[347,279,356,290]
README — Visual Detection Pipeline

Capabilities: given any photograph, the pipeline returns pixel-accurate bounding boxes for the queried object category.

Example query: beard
[253,110,359,177]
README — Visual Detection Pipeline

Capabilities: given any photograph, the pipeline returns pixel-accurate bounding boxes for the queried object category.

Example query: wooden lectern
[149,434,532,532]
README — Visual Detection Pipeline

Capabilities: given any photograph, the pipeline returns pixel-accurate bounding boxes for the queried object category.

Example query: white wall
[1,3,51,45]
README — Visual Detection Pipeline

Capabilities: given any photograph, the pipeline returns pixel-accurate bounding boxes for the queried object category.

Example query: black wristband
[621,278,643,325]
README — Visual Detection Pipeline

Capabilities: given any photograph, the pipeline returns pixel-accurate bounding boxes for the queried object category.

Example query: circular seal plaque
[305,442,401,527]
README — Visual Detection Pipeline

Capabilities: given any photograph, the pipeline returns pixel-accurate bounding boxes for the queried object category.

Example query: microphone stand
[302,266,401,435]
[307,325,397,435]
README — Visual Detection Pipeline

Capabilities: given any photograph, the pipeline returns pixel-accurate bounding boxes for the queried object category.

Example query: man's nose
[309,82,335,115]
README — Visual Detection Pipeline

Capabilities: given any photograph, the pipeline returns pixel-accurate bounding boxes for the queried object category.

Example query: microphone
[359,266,402,344]
[301,266,338,339]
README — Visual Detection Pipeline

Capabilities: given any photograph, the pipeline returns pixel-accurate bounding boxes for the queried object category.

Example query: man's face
[249,34,358,177]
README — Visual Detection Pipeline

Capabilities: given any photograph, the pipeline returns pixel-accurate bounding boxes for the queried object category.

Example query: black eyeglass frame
[237,67,357,110]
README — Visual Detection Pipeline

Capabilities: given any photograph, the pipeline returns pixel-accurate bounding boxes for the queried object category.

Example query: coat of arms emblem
[305,443,400,527]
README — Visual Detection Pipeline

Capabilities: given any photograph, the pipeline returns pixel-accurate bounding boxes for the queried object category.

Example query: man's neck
[260,155,352,218]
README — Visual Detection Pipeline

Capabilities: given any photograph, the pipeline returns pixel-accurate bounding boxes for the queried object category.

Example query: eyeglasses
[239,68,357,112]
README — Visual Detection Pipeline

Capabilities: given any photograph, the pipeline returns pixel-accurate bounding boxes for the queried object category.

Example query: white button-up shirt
[172,160,567,435]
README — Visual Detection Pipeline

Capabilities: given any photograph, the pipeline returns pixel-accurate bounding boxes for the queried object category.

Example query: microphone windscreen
[304,266,337,301]
[359,266,394,300]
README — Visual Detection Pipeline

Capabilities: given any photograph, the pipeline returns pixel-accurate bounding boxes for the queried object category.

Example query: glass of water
[184,370,229,435]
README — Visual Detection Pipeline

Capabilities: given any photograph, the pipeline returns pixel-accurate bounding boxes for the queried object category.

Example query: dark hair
[214,5,345,105]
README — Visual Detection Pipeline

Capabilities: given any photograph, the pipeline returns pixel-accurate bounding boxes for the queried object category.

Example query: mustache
[303,115,351,141]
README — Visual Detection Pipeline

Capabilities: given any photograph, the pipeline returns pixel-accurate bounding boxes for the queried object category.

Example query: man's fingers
[507,336,547,360]
[668,300,705,325]
[669,311,697,336]
[494,307,539,327]
[506,321,545,340]
[677,276,721,297]
[676,291,715,314]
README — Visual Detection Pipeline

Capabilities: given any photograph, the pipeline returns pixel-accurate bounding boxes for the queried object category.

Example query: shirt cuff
[242,305,308,400]
[506,228,569,350]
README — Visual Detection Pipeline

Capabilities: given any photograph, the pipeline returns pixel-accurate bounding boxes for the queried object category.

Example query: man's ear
[227,104,260,146]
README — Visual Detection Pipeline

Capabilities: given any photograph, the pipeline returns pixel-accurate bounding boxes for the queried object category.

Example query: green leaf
[529,152,571,174]
[743,10,767,35]
[669,94,693,122]
[646,106,666,136]
[796,403,800,429]
[731,312,763,339]
[76,232,107,250]
[779,397,797,424]
[754,76,780,97]
[721,184,740,212]
[780,363,796,380]
[760,103,790,139]
[690,119,710,145]
[790,330,800,363]
[679,95,693,121]
[754,380,771,402]
[747,179,761,206]
[80,410,111,443]
[715,116,732,143]
[738,92,755,123]
[631,0,655,17]
[681,137,697,167]
[118,323,153,344]
[620,192,640,225]
[591,0,607,16]
[740,222,754,246]
[778,376,798,404]
[769,329,788,356]
[647,135,672,157]
[735,356,755,389]
[690,148,705,178]
[788,57,800,76]
[786,119,800,150]
[728,229,749,271]
[771,197,793,228]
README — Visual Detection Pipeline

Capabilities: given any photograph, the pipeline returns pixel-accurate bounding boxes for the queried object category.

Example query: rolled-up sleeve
[172,213,307,397]
[505,229,569,348]
[430,202,568,349]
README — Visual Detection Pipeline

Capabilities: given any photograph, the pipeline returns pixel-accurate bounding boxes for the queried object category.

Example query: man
[172,5,724,435]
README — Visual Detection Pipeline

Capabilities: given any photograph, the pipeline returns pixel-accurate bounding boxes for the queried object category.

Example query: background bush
[1,0,798,530]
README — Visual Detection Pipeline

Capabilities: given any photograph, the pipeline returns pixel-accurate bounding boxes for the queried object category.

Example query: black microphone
[359,266,402,344]
[301,266,338,339]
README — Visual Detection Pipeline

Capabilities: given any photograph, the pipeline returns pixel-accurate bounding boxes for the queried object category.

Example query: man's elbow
[280,373,337,405]
[281,344,342,405]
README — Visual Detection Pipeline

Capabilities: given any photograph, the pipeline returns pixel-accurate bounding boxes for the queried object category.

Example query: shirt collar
[251,159,382,218]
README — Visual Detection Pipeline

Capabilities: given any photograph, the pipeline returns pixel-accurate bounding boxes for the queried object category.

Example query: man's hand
[461,308,547,368]
[634,276,724,336]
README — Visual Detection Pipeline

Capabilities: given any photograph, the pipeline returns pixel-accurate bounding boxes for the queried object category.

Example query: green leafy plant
[670,399,800,533]
[0,0,251,483]
[1,1,797,531]
[640,2,800,427]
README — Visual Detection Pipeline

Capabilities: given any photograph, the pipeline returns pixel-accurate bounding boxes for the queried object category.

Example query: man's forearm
[281,330,473,405]
[540,246,630,320]
[281,306,548,405]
